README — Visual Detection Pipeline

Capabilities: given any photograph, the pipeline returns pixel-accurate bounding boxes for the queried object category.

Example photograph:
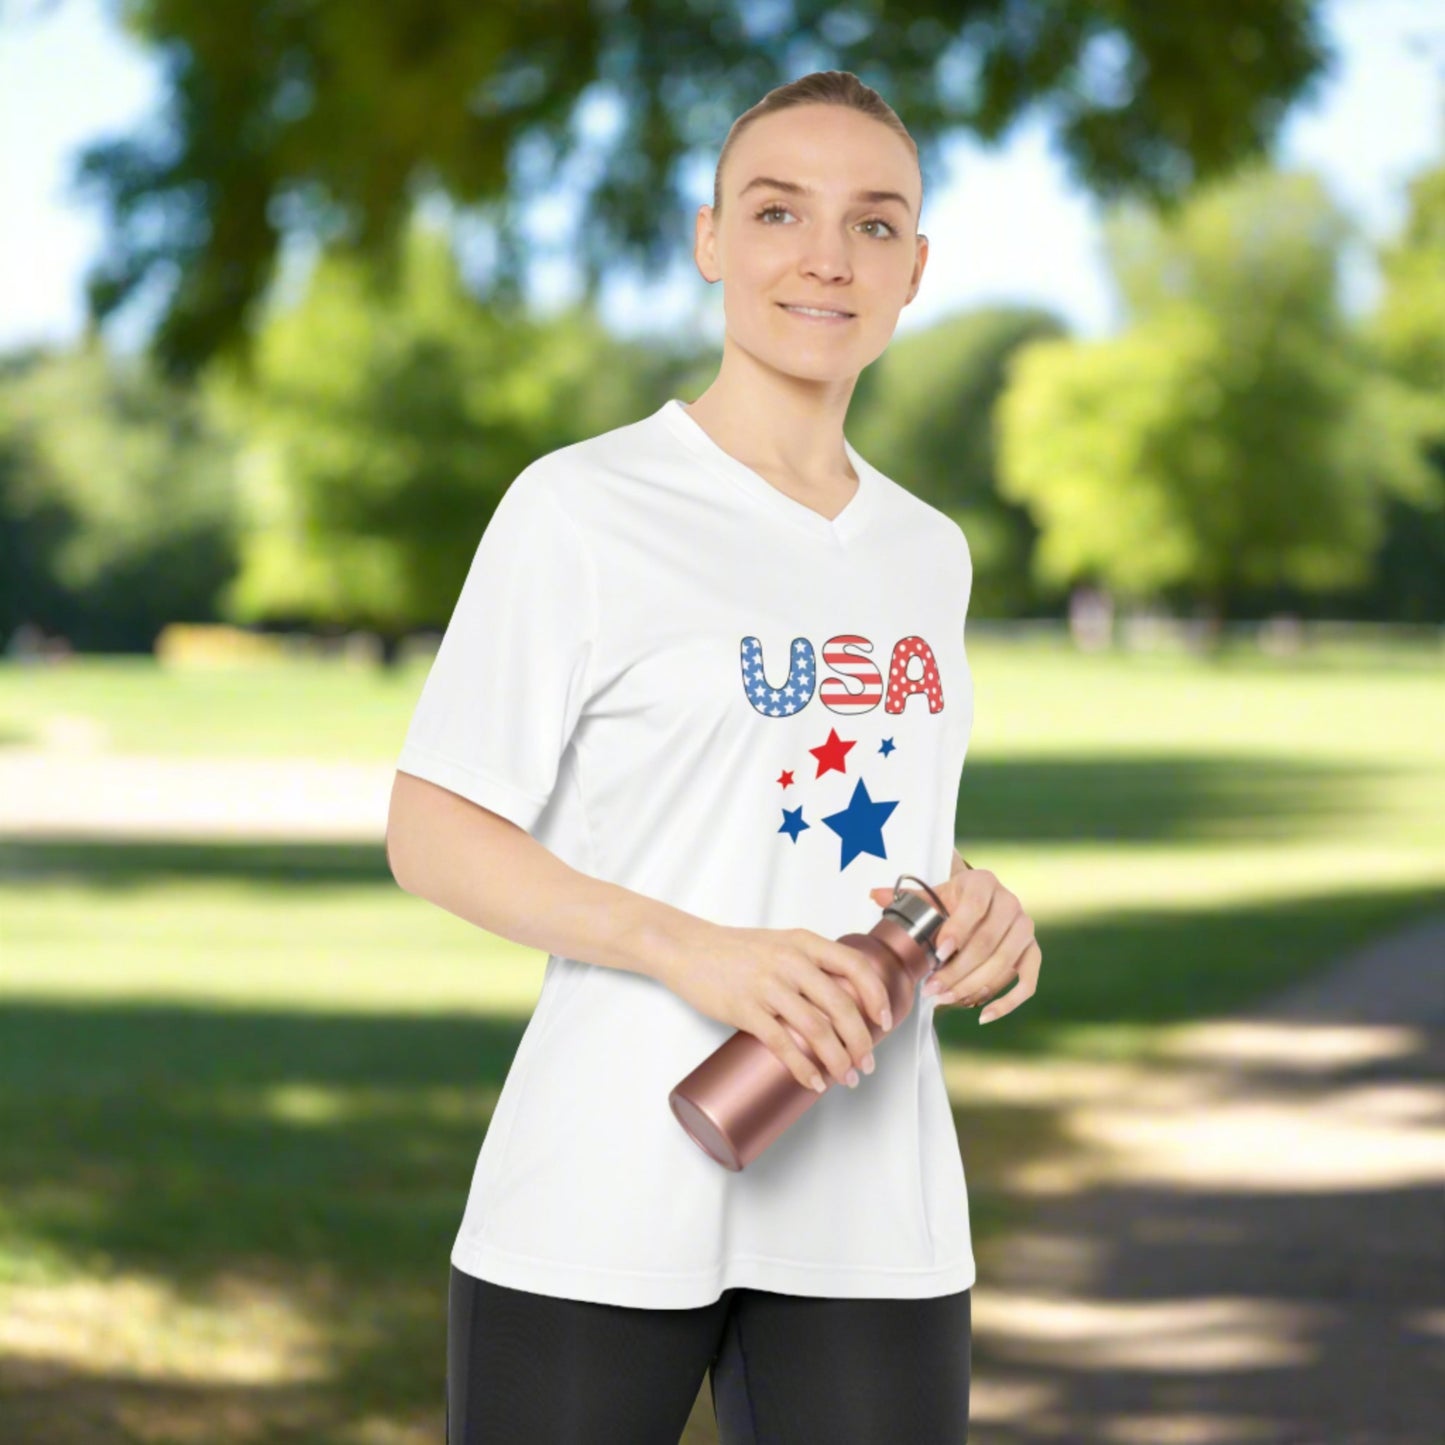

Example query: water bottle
[669,872,951,1171]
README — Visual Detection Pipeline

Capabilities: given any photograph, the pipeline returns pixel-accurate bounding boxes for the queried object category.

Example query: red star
[777,769,795,789]
[809,727,856,778]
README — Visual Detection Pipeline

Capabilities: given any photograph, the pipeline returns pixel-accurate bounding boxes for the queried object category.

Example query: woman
[389,68,1041,1444]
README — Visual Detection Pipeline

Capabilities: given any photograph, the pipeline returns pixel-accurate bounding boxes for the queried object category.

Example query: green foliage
[207,219,671,634]
[1368,161,1445,403]
[850,305,1067,614]
[1106,165,1354,330]
[1346,156,1445,623]
[994,162,1442,618]
[0,344,239,650]
[66,0,1334,374]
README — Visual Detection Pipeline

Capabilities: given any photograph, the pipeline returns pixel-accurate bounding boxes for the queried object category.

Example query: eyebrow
[738,176,914,213]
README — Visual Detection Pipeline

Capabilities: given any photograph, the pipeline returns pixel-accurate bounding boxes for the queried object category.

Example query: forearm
[386,771,710,987]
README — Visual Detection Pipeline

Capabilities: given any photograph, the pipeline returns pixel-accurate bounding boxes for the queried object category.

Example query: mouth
[777,303,856,322]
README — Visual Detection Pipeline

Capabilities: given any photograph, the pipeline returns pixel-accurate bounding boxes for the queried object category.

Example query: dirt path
[0,749,390,839]
[967,908,1445,1445]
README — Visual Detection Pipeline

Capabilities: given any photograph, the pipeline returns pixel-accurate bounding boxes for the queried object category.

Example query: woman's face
[696,103,927,386]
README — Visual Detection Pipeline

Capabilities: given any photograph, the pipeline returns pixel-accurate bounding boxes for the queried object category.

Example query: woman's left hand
[867,865,1040,1024]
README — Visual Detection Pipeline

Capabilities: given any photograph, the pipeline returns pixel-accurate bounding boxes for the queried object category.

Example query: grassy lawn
[2,639,1442,1443]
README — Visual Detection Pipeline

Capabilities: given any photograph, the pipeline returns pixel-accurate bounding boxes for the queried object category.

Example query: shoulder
[511,409,664,513]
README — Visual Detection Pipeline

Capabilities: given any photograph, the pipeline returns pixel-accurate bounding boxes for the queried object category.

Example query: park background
[2,1,1443,1442]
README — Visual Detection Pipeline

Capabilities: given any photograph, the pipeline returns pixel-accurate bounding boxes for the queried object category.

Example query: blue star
[821,778,899,870]
[879,737,896,757]
[778,806,810,843]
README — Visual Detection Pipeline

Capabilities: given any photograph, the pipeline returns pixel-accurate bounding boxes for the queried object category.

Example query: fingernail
[846,1068,859,1088]
[812,1074,827,1093]
[881,1007,893,1030]
[936,938,958,963]
[922,979,939,996]
[862,1052,875,1075]
[979,1010,996,1025]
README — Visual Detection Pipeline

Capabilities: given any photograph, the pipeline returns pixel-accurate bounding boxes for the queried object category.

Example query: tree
[1354,156,1445,623]
[993,163,1439,643]
[64,0,1335,376]
[848,304,1066,616]
[0,343,239,652]
[206,218,683,644]
[1370,160,1445,404]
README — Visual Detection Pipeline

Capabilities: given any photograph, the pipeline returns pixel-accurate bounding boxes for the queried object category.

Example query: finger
[753,1006,829,1094]
[1014,935,1044,986]
[796,968,876,1077]
[978,939,1042,1023]
[935,972,1004,1009]
[934,887,1014,986]
[928,879,992,973]
[930,910,1034,1002]
[942,930,1034,1011]
[772,986,856,1089]
[979,966,1036,1024]
[822,939,893,1031]
[929,890,1019,994]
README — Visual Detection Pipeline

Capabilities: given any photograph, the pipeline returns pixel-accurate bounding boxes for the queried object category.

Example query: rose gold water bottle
[668,873,951,1171]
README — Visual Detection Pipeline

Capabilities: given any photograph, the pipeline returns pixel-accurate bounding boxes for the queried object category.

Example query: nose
[797,230,854,284]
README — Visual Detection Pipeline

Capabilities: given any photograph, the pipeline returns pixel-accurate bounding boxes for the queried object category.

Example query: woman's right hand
[662,923,894,1092]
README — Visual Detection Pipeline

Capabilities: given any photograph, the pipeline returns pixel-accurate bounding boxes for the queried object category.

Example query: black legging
[447,1262,971,1443]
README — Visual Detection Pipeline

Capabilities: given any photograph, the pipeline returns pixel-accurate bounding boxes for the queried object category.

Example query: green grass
[1,640,1443,1443]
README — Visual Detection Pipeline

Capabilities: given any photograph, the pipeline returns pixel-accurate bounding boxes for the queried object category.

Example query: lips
[778,302,856,318]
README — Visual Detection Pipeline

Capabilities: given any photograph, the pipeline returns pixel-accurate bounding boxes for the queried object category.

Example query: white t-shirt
[396,397,977,1308]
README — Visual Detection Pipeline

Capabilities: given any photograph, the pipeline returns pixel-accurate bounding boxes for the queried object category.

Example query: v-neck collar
[658,397,881,545]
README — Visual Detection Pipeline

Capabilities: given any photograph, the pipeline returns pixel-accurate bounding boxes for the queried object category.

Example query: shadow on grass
[3,854,1445,1441]
[954,752,1388,845]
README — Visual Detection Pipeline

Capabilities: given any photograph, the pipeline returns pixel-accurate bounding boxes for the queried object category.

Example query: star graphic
[740,636,815,717]
[879,737,896,757]
[776,768,795,789]
[778,806,809,843]
[809,727,856,778]
[821,777,899,869]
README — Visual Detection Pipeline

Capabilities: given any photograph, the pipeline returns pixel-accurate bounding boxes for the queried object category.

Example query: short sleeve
[395,470,598,834]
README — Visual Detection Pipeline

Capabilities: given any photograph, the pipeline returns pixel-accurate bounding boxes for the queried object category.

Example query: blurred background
[2,1,1442,1441]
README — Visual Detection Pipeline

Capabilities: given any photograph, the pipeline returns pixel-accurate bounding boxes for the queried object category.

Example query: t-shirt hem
[451,1232,977,1309]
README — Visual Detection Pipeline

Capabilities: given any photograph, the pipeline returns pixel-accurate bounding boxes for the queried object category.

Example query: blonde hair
[712,70,922,223]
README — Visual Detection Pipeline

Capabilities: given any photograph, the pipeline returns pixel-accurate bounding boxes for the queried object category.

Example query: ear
[906,231,929,303]
[694,204,720,283]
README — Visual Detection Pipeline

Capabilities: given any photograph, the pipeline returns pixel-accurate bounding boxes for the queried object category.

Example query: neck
[682,354,859,486]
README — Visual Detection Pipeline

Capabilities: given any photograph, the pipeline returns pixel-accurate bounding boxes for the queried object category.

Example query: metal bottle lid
[881,873,951,973]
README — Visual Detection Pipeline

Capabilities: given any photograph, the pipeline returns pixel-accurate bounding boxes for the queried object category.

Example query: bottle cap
[881,874,951,972]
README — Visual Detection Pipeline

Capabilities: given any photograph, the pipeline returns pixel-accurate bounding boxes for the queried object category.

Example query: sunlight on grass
[0,1270,331,1384]
[237,1082,502,1129]
[3,883,554,1014]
